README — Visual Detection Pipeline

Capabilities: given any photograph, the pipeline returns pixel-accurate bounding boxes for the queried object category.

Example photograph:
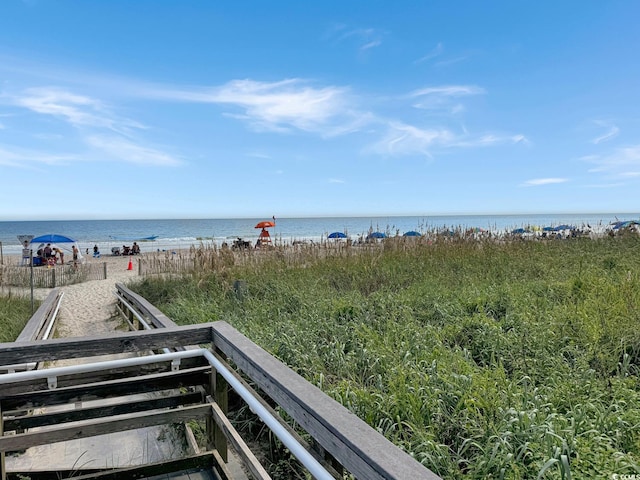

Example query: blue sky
[1,1,639,220]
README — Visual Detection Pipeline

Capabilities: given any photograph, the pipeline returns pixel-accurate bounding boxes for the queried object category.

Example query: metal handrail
[0,348,334,480]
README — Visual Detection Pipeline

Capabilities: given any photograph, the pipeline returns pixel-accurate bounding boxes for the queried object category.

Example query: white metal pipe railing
[0,348,335,480]
[41,291,64,341]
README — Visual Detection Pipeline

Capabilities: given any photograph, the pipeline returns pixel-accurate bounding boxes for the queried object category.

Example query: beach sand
[4,252,248,478]
[3,253,189,471]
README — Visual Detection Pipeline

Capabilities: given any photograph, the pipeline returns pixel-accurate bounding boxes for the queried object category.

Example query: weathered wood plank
[0,404,211,452]
[4,391,203,431]
[0,356,208,397]
[208,398,270,480]
[211,321,439,480]
[15,289,61,342]
[0,324,214,365]
[1,367,209,411]
[116,283,179,329]
[6,452,216,480]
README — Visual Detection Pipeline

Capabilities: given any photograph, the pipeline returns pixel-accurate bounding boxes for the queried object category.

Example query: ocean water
[0,213,638,257]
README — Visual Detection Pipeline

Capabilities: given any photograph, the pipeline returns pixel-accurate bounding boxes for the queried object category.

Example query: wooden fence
[0,262,107,288]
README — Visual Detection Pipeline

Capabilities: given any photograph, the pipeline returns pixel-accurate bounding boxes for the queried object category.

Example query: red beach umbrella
[255,221,276,229]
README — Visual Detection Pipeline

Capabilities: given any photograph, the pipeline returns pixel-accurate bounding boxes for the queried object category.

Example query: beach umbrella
[328,232,347,239]
[542,226,555,232]
[403,231,422,237]
[255,221,276,229]
[613,220,640,230]
[511,228,530,234]
[553,225,575,231]
[367,232,386,239]
[30,234,76,244]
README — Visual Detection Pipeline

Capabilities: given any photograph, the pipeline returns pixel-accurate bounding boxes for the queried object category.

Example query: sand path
[52,255,137,338]
[5,255,191,471]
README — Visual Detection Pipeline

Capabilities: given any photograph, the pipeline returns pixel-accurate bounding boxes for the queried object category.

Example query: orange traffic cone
[127,256,133,271]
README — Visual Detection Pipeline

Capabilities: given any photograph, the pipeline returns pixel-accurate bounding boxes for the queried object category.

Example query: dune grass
[0,292,34,343]
[130,235,640,478]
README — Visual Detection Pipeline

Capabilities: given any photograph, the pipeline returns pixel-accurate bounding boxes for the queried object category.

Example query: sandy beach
[2,253,167,471]
[3,252,140,336]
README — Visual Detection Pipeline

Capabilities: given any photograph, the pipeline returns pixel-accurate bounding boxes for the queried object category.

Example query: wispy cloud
[368,120,526,157]
[146,78,366,135]
[435,56,468,68]
[0,145,78,168]
[11,87,145,134]
[584,144,640,178]
[325,25,384,51]
[246,152,271,159]
[415,43,443,64]
[329,178,345,183]
[85,135,182,166]
[591,121,619,144]
[411,85,486,97]
[521,178,568,187]
[409,85,485,112]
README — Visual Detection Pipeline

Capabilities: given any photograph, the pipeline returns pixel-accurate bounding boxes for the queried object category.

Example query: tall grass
[0,292,35,342]
[131,235,640,478]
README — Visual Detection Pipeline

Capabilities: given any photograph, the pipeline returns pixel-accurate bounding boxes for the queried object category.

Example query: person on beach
[44,243,53,259]
[53,247,64,264]
[72,244,79,268]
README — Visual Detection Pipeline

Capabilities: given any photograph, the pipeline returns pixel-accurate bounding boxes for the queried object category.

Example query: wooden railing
[114,283,440,479]
[0,285,441,479]
[0,289,63,373]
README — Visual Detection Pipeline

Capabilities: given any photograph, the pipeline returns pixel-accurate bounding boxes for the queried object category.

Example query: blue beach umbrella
[328,232,347,239]
[30,234,76,244]
[367,232,386,239]
[403,231,422,237]
[613,220,640,230]
[511,228,530,234]
[542,226,555,232]
[553,225,575,231]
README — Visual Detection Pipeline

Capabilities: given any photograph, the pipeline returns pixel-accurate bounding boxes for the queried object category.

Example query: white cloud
[591,123,620,144]
[331,26,384,51]
[583,145,640,177]
[368,122,454,157]
[415,43,443,64]
[411,85,485,97]
[246,152,271,159]
[12,87,145,134]
[329,178,345,183]
[85,135,182,166]
[147,79,366,136]
[369,121,526,157]
[0,145,78,168]
[409,85,485,111]
[521,178,568,187]
[361,40,382,51]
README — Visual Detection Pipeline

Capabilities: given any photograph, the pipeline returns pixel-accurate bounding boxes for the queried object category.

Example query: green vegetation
[131,235,640,478]
[0,293,34,342]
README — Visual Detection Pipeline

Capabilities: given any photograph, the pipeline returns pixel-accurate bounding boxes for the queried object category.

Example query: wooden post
[103,262,107,279]
[208,350,228,463]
